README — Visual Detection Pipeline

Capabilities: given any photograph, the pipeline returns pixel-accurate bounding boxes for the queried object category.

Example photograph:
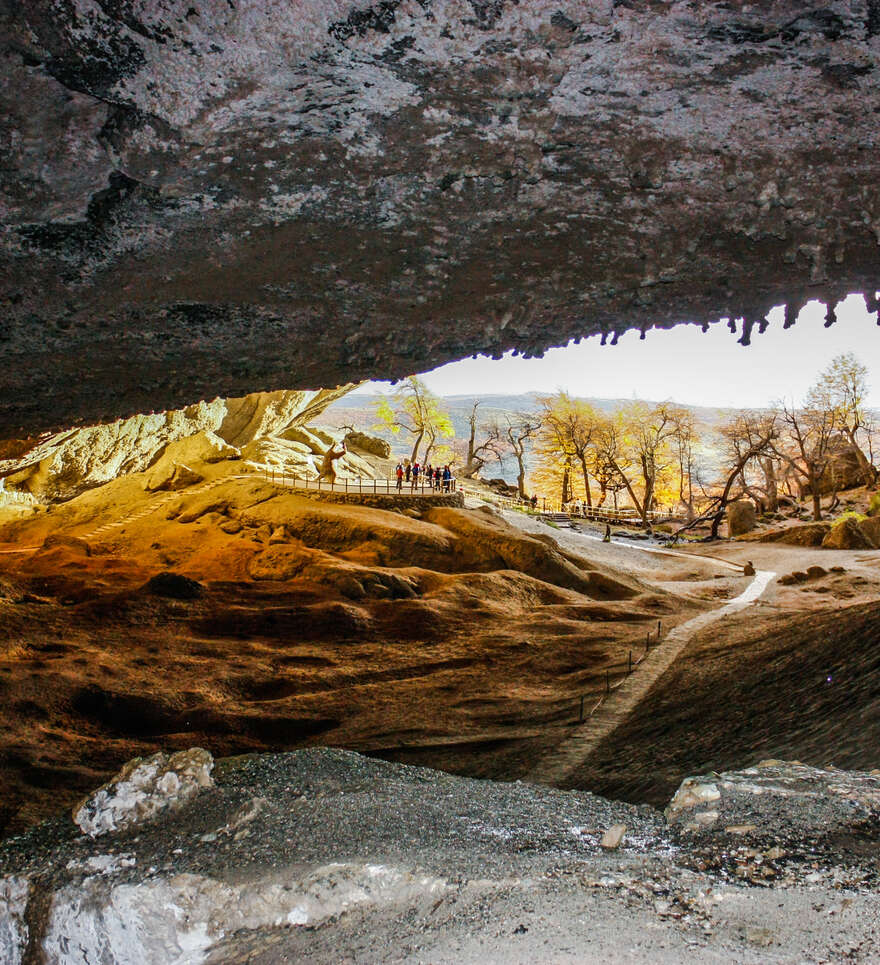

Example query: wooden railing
[259,466,457,496]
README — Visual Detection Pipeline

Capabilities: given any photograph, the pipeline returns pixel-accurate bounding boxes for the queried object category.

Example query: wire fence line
[574,620,664,724]
[459,485,682,524]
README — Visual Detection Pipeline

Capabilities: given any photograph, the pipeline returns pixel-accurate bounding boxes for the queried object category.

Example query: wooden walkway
[526,568,776,787]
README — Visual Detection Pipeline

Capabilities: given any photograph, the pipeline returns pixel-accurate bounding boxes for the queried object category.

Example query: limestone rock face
[0,387,353,501]
[2,3,880,435]
[72,748,214,838]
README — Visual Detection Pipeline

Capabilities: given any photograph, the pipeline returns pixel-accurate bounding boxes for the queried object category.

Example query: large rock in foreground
[2,3,880,435]
[2,750,879,964]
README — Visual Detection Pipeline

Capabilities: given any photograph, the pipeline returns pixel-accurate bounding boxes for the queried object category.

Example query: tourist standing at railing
[411,461,420,490]
[405,463,411,484]
[395,463,404,491]
[424,463,433,489]
[442,465,451,492]
[433,466,441,490]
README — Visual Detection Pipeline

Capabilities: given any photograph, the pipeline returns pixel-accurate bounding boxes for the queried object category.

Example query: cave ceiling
[1,1,879,436]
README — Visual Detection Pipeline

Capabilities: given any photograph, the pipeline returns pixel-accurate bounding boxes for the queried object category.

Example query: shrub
[868,492,880,517]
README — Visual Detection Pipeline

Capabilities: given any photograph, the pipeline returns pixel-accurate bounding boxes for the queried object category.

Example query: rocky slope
[0,386,369,501]
[1,750,878,964]
[0,473,703,839]
[2,2,880,435]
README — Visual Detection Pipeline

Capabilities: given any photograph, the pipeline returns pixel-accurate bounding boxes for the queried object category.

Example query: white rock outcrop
[0,387,356,501]
[0,876,29,965]
[41,864,448,965]
[72,749,214,838]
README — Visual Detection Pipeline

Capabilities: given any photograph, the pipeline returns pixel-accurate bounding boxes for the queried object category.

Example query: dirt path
[498,510,777,787]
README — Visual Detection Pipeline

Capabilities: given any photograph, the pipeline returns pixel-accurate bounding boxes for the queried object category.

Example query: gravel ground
[2,749,879,964]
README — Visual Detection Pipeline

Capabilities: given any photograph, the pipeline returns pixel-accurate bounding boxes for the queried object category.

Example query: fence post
[345,479,348,493]
[359,478,363,493]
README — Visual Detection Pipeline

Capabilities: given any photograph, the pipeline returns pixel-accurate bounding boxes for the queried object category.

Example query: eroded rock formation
[0,386,357,500]
[2,2,879,435]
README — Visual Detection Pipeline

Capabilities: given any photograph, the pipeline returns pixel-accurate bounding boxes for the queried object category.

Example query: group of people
[396,461,454,492]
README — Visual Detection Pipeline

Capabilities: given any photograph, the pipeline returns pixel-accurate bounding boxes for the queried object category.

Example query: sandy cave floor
[0,469,878,840]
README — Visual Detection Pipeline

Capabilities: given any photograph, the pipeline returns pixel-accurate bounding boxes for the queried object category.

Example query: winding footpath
[499,514,778,788]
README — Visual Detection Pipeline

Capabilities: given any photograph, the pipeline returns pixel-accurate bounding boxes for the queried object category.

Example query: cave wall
[1,1,879,436]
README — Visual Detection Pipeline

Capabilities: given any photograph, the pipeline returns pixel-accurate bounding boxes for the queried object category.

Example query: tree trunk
[561,459,571,504]
[710,470,740,539]
[611,460,644,521]
[811,482,822,521]
[514,446,527,499]
[410,430,424,465]
[579,455,593,508]
[760,457,778,512]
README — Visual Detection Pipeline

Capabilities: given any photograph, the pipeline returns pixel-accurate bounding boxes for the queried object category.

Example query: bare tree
[708,413,779,538]
[772,400,838,521]
[460,401,506,479]
[505,413,541,499]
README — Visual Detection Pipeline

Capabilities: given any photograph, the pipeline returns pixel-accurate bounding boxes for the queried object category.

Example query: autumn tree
[536,392,604,508]
[372,376,454,465]
[671,407,698,521]
[619,402,681,526]
[593,412,643,517]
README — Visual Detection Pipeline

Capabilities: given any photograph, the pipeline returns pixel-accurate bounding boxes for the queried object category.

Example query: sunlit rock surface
[1,751,879,964]
[0,387,355,500]
[2,2,879,435]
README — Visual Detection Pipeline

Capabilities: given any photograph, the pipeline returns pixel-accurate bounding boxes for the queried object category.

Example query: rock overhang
[1,0,879,436]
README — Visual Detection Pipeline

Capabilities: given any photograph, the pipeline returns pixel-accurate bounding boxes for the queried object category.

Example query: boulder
[858,515,880,548]
[666,761,880,842]
[821,516,874,550]
[727,500,757,537]
[757,523,830,547]
[599,824,627,850]
[72,748,214,837]
[145,462,204,492]
[344,431,392,459]
[145,572,205,600]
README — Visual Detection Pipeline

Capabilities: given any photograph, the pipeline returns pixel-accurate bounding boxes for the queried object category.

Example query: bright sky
[364,294,880,409]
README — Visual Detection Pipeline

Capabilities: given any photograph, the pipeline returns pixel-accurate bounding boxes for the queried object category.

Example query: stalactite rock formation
[1,2,879,434]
